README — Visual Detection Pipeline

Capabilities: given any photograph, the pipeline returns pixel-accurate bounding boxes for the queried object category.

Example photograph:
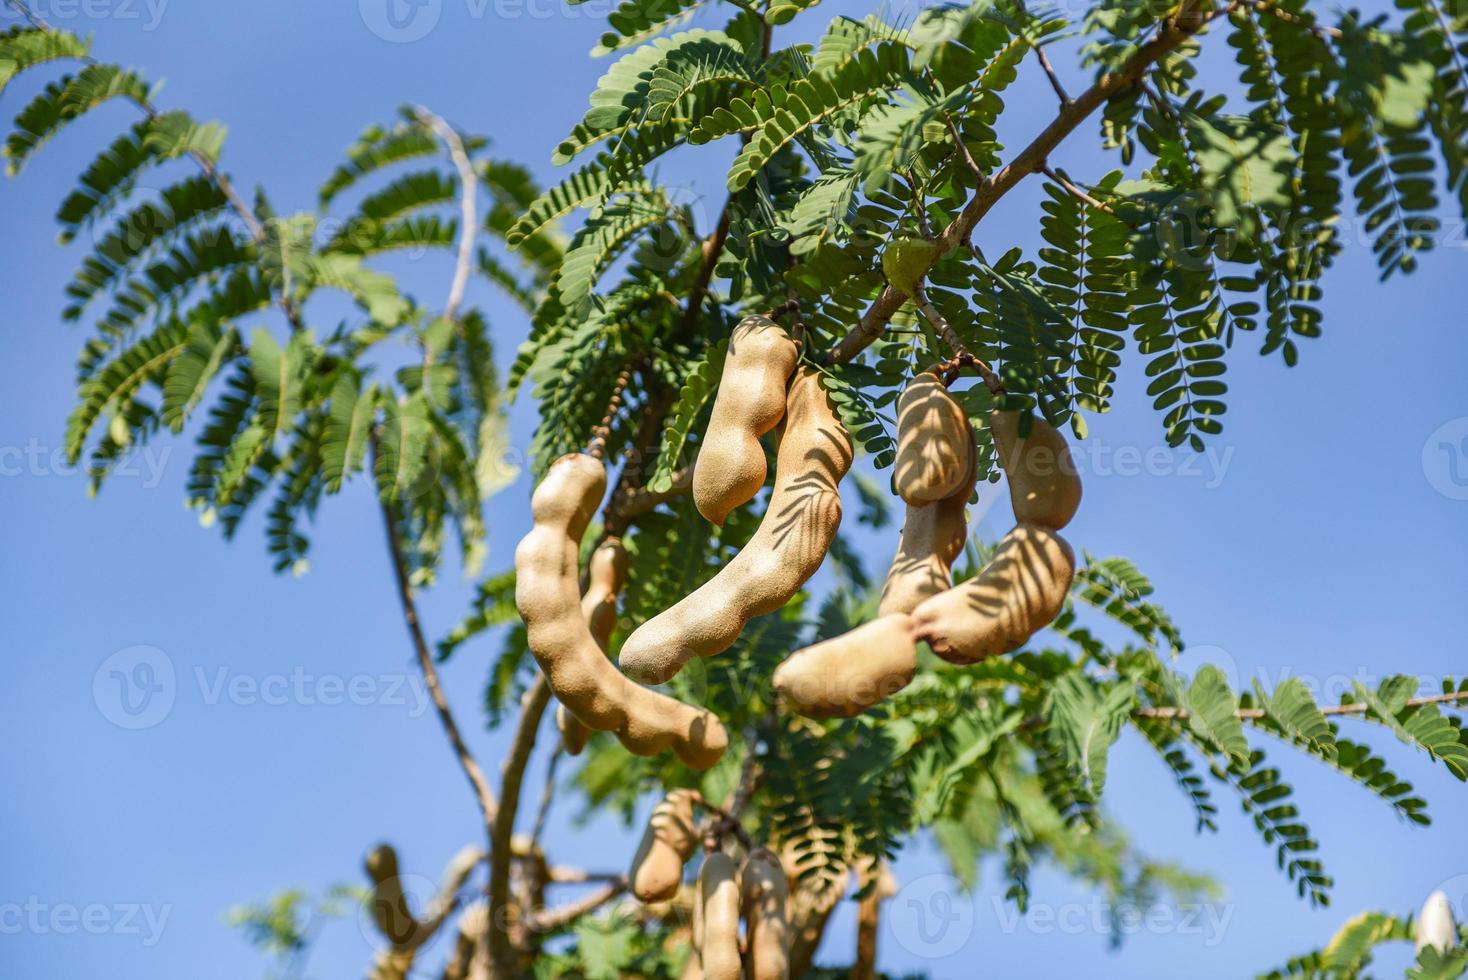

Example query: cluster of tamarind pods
[514,312,1082,771]
[627,789,791,980]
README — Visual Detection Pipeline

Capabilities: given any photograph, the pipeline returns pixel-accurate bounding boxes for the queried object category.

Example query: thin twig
[1033,44,1072,106]
[912,286,1004,396]
[1040,165,1118,216]
[944,114,986,179]
[826,0,1233,365]
[529,879,628,933]
[414,107,479,324]
[1250,0,1342,38]
[530,742,565,847]
[372,433,498,833]
[1136,689,1468,721]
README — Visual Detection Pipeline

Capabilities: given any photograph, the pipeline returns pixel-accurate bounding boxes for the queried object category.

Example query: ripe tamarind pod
[556,704,590,755]
[629,790,700,903]
[741,849,790,980]
[991,410,1082,531]
[894,370,975,506]
[583,537,630,647]
[772,615,918,719]
[620,368,853,684]
[514,453,728,769]
[557,537,631,756]
[911,523,1076,665]
[700,851,742,980]
[694,315,800,525]
[878,425,978,617]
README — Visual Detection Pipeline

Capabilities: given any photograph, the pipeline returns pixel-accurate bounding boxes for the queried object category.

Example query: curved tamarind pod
[514,453,728,769]
[878,422,978,616]
[991,411,1082,531]
[773,615,918,719]
[629,790,700,903]
[911,523,1076,665]
[620,368,853,684]
[894,370,975,506]
[741,849,791,980]
[699,851,742,980]
[365,844,416,949]
[557,537,630,756]
[694,315,800,526]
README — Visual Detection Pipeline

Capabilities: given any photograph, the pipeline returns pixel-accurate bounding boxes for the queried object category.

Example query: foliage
[5,0,1466,977]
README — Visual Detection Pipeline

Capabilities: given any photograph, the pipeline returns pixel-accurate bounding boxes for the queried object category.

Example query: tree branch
[415,107,479,325]
[374,436,499,837]
[529,879,628,933]
[827,0,1229,364]
[487,675,555,972]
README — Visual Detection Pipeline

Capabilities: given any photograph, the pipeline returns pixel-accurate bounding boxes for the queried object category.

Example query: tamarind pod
[694,315,800,526]
[365,844,419,948]
[878,423,978,616]
[772,615,917,719]
[629,790,700,903]
[514,453,728,769]
[557,537,631,756]
[620,368,853,684]
[741,849,790,980]
[991,410,1082,531]
[556,704,591,755]
[911,523,1076,665]
[700,852,743,980]
[894,370,975,506]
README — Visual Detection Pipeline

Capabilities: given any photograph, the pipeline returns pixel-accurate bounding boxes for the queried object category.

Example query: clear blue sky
[2,1,1465,977]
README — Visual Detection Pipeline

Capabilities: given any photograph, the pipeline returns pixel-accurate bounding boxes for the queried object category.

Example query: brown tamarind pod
[556,704,590,755]
[365,844,418,949]
[991,410,1082,531]
[772,615,918,719]
[894,370,975,506]
[619,368,853,684]
[557,537,630,756]
[629,790,700,903]
[741,849,791,980]
[878,420,978,617]
[911,523,1076,665]
[699,851,743,980]
[514,453,728,769]
[694,315,800,526]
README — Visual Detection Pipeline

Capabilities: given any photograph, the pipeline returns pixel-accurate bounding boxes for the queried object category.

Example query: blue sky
[1,1,1466,977]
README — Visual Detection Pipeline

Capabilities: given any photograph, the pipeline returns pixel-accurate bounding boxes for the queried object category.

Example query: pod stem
[913,286,1005,397]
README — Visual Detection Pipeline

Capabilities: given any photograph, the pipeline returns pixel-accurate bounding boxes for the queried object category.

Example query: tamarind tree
[4,0,1467,974]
